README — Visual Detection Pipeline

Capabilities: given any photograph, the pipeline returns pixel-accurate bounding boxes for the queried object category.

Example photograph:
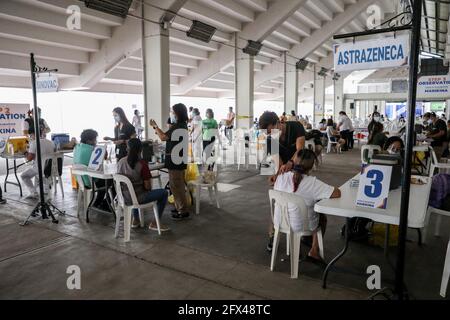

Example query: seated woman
[368,122,387,148]
[326,119,346,150]
[383,136,405,157]
[117,138,169,232]
[273,149,341,262]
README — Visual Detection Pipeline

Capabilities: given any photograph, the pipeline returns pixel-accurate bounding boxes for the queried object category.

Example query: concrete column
[284,54,298,114]
[313,67,325,124]
[446,100,450,119]
[234,37,254,129]
[333,76,344,120]
[142,6,170,139]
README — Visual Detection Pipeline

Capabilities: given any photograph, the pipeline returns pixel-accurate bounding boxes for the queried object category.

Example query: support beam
[235,37,254,129]
[0,37,89,64]
[284,54,298,114]
[255,0,377,88]
[313,66,326,124]
[333,75,344,120]
[0,18,99,52]
[0,0,111,39]
[172,0,307,95]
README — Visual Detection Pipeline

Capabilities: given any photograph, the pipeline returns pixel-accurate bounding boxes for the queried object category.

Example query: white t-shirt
[338,116,352,132]
[28,138,55,168]
[273,172,334,232]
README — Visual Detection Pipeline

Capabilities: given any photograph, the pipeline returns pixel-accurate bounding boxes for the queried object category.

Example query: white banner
[0,103,29,138]
[36,73,59,93]
[417,74,450,96]
[334,35,410,72]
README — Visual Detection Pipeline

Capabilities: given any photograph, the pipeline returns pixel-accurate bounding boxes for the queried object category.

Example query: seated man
[21,131,55,199]
[73,129,110,210]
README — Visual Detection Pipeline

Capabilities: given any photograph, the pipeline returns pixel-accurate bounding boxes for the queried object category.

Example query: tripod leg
[20,203,41,226]
[47,201,65,216]
[43,203,58,224]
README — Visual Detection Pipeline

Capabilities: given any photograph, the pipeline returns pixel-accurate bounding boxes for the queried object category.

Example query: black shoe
[0,198,6,205]
[171,208,178,213]
[266,235,274,252]
[171,212,190,221]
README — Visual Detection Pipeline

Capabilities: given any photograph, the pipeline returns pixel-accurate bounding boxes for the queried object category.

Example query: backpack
[341,217,372,241]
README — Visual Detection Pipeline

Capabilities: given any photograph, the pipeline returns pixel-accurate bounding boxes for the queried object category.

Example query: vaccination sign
[334,35,409,72]
[0,104,29,138]
[36,74,58,93]
[417,74,450,96]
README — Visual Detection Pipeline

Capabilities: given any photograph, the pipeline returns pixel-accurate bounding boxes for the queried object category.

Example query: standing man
[426,112,448,161]
[337,111,352,151]
[258,111,306,252]
[225,107,236,146]
[22,107,50,139]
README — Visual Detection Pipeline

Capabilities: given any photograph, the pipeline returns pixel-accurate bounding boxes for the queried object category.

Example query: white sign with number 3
[356,164,392,209]
[88,145,106,171]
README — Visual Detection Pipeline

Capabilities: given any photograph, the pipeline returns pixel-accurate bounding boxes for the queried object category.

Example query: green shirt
[202,118,218,141]
[73,143,94,187]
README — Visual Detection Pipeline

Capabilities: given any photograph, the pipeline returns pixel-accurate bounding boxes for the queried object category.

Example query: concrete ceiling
[0,0,424,101]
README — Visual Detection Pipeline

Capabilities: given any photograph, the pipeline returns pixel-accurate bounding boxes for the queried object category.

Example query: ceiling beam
[0,37,89,64]
[0,18,99,52]
[0,0,111,39]
[254,0,377,88]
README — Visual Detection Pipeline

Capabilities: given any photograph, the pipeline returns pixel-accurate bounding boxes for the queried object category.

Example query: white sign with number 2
[88,145,106,171]
[356,164,392,209]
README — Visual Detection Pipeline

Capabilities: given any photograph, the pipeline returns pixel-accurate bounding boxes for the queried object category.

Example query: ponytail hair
[127,138,142,169]
[292,149,317,192]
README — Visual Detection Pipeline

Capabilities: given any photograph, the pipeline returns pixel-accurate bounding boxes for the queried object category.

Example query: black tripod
[20,53,64,226]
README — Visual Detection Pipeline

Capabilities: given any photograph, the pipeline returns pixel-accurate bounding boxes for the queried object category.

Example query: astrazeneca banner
[334,35,410,72]
[0,104,29,138]
[417,74,450,96]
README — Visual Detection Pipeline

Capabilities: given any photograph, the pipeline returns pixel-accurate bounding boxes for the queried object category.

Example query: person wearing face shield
[383,136,405,158]
[22,107,51,139]
[104,107,136,161]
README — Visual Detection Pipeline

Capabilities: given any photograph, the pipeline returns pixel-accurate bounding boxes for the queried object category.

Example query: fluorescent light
[296,59,309,71]
[243,40,262,56]
[186,20,216,43]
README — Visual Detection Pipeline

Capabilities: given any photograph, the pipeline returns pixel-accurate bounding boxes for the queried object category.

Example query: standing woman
[202,108,218,152]
[191,108,203,163]
[150,103,191,220]
[104,107,136,161]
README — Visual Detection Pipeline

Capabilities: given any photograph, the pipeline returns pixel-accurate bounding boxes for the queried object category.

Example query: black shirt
[114,123,136,160]
[165,122,188,170]
[268,122,306,164]
[430,119,447,147]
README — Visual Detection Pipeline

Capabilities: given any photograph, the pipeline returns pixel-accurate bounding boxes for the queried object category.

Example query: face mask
[374,116,380,122]
[387,148,400,155]
[170,114,177,124]
[114,115,121,123]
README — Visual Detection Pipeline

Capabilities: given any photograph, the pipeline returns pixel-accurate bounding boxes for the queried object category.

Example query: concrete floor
[0,147,449,300]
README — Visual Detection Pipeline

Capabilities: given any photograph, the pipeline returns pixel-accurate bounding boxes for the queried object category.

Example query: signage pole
[29,53,48,219]
[395,0,422,300]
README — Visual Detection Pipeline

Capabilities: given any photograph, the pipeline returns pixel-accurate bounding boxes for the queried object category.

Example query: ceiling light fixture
[186,20,217,43]
[243,40,262,56]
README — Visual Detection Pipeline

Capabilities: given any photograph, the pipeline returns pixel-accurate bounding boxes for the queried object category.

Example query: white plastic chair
[112,174,162,241]
[361,145,381,165]
[326,130,340,154]
[441,239,450,297]
[188,154,220,215]
[430,148,450,176]
[51,154,64,197]
[72,164,93,220]
[268,189,324,279]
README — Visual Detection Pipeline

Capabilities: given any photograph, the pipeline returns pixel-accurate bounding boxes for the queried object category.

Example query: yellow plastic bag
[185,163,200,182]
[168,192,192,206]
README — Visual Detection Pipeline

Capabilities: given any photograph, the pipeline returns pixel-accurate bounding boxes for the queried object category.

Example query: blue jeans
[132,189,168,220]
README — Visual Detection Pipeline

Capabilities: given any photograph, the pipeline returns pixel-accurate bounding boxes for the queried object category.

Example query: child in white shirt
[274,149,341,262]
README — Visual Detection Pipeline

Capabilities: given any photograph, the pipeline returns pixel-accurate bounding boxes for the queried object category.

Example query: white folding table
[72,162,165,222]
[314,173,432,288]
